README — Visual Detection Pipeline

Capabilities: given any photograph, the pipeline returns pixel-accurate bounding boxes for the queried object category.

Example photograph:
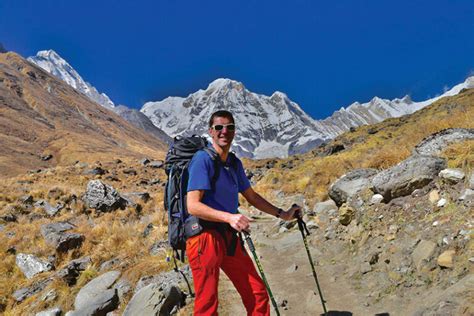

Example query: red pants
[186,229,270,316]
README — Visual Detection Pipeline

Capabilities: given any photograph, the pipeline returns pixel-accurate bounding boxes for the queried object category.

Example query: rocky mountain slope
[28,50,115,109]
[0,83,472,315]
[0,51,167,178]
[142,77,474,159]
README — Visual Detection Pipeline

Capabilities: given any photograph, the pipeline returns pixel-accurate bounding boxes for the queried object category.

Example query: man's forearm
[188,201,232,223]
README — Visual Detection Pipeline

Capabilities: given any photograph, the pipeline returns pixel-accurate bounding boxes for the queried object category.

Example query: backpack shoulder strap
[202,147,221,190]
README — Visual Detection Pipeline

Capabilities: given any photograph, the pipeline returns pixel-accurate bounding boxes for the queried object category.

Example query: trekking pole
[293,204,328,315]
[242,230,280,316]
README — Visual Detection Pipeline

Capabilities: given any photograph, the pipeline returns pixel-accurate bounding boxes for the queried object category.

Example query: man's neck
[212,143,230,162]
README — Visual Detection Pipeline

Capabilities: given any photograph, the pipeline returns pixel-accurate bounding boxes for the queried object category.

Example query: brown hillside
[0,52,167,178]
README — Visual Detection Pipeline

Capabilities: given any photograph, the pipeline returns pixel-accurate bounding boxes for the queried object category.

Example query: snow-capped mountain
[142,79,333,158]
[28,50,115,109]
[141,77,474,159]
[320,77,474,136]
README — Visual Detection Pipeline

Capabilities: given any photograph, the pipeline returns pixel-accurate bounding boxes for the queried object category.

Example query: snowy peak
[141,79,328,159]
[28,50,115,109]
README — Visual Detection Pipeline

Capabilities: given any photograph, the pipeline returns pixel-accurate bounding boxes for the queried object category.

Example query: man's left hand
[280,204,302,221]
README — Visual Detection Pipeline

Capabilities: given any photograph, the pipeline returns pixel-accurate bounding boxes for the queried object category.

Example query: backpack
[163,135,238,260]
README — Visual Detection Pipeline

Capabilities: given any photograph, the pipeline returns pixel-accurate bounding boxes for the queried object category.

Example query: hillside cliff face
[0,52,167,177]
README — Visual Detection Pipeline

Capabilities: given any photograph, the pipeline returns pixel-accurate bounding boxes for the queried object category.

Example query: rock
[412,240,437,271]
[439,168,465,183]
[41,222,84,252]
[372,155,447,201]
[142,223,154,238]
[13,277,53,302]
[428,190,440,204]
[56,257,92,286]
[328,169,377,206]
[83,167,107,176]
[140,158,150,165]
[19,195,34,204]
[459,189,474,202]
[83,180,127,212]
[35,307,62,316]
[34,200,64,216]
[70,289,119,316]
[148,160,164,169]
[1,213,17,222]
[99,258,121,272]
[338,203,354,226]
[41,154,53,161]
[469,173,474,189]
[437,198,447,207]
[122,192,150,204]
[122,168,137,176]
[437,250,456,268]
[313,199,337,214]
[16,253,53,279]
[413,128,474,156]
[123,283,184,316]
[370,194,384,204]
[113,278,132,300]
[75,271,121,311]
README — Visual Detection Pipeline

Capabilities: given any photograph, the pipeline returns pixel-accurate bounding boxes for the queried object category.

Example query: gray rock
[149,160,164,169]
[13,277,53,302]
[439,168,465,183]
[83,167,107,176]
[70,289,119,316]
[19,195,34,204]
[134,266,192,294]
[35,307,62,316]
[122,168,137,175]
[75,271,121,311]
[313,199,337,214]
[459,189,474,202]
[41,222,84,252]
[16,253,53,279]
[122,192,150,205]
[372,155,446,201]
[99,258,121,272]
[413,128,474,156]
[140,158,150,165]
[34,200,64,216]
[360,262,372,274]
[329,169,377,206]
[113,278,132,300]
[469,173,474,189]
[83,180,127,212]
[150,240,167,256]
[56,257,92,286]
[412,240,437,270]
[123,283,184,316]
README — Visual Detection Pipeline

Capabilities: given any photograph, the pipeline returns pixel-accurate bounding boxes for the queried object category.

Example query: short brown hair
[209,110,235,128]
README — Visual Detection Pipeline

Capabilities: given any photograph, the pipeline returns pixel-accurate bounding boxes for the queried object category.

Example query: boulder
[439,168,465,183]
[41,222,84,252]
[313,199,337,214]
[437,250,455,268]
[372,155,446,201]
[69,289,119,316]
[13,277,53,302]
[35,307,62,316]
[412,240,437,270]
[328,169,377,206]
[413,128,474,156]
[83,180,127,212]
[74,271,121,311]
[56,257,91,286]
[16,253,53,279]
[123,283,184,316]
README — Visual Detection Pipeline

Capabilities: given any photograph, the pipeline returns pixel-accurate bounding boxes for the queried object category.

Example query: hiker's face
[209,116,235,149]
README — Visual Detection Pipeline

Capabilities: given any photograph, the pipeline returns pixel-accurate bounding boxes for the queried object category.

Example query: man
[186,110,300,315]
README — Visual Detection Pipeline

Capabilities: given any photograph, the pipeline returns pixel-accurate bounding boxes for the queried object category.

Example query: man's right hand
[227,213,251,232]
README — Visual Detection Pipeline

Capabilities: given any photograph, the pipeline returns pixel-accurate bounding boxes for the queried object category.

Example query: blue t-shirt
[187,150,251,214]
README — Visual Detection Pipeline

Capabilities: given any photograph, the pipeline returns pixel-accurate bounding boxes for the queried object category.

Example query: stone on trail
[437,250,456,268]
[412,240,437,271]
[123,283,185,316]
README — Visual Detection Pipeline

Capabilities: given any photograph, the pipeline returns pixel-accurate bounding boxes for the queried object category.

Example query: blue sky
[1,0,473,119]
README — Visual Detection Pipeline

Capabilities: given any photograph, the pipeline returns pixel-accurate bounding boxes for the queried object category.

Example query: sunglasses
[211,124,236,132]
